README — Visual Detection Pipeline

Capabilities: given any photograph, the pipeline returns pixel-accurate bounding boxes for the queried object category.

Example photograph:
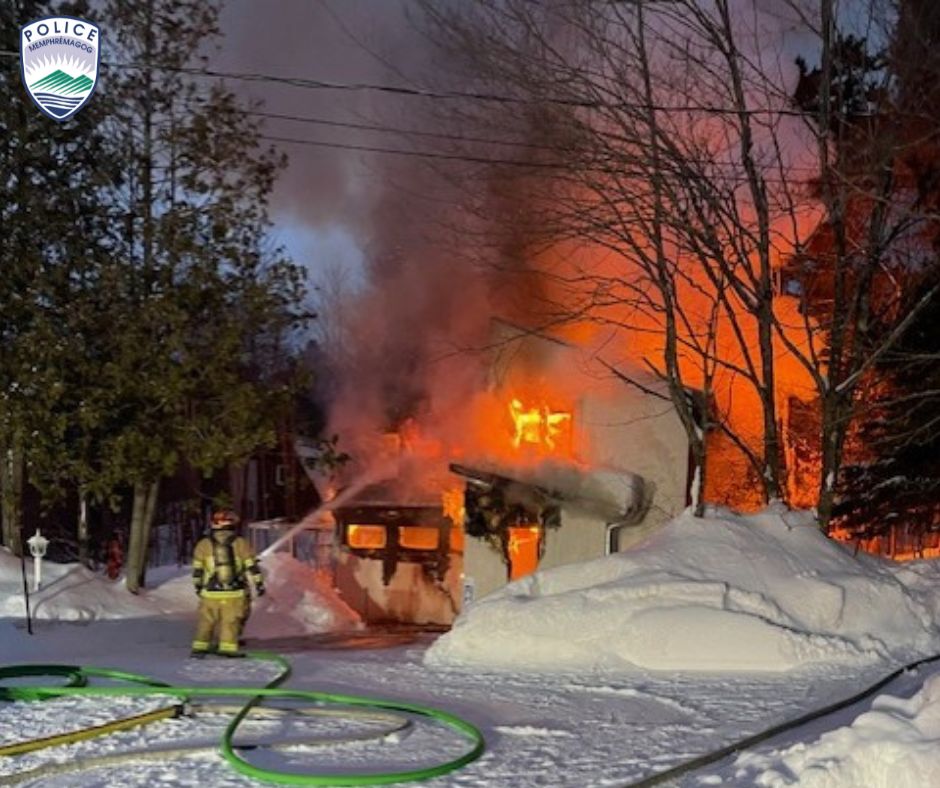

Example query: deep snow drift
[428,507,940,672]
[0,548,360,636]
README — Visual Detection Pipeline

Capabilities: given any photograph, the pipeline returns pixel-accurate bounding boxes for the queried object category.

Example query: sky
[216,0,433,291]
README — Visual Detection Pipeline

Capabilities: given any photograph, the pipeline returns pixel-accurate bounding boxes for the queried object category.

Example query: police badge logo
[20,16,100,121]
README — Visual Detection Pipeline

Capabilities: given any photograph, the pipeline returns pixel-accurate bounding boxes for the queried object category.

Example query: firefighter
[190,510,265,658]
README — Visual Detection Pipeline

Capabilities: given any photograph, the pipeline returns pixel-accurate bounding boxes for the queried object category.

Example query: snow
[243,552,361,638]
[427,507,940,672]
[732,671,940,787]
[0,550,185,621]
[1,508,940,787]
[0,547,360,636]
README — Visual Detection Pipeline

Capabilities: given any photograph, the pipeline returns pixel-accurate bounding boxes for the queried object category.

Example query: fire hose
[625,650,940,787]
[0,651,486,786]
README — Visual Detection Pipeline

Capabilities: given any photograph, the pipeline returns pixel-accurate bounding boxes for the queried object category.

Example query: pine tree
[98,0,306,590]
[0,0,116,557]
[833,0,940,544]
[836,289,940,541]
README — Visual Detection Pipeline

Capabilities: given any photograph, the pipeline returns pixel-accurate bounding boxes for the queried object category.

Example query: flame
[509,398,572,450]
[507,525,541,580]
[399,526,440,550]
[441,485,465,525]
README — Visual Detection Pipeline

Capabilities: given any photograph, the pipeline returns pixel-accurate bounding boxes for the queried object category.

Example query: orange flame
[509,398,572,451]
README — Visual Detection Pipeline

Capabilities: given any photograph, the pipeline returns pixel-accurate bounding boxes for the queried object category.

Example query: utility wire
[0,49,835,180]
[248,109,824,177]
[253,132,564,169]
[0,49,809,117]
[244,109,564,152]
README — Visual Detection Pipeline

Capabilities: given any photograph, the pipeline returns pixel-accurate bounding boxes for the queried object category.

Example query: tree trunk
[816,394,850,534]
[77,494,90,566]
[1,444,24,556]
[691,436,707,518]
[125,478,160,593]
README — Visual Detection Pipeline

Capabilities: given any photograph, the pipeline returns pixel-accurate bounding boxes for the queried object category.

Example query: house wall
[577,380,690,532]
[334,552,461,625]
[462,536,508,600]
[462,323,690,604]
[540,509,608,568]
[487,322,689,527]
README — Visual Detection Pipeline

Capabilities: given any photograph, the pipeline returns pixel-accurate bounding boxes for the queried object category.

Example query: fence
[146,518,204,569]
[246,518,336,577]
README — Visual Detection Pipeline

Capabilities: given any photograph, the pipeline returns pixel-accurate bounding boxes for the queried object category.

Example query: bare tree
[417,0,939,525]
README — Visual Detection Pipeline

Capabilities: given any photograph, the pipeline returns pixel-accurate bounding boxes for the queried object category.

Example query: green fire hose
[0,651,485,786]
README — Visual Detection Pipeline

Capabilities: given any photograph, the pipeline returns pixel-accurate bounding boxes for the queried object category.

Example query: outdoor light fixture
[27,530,49,592]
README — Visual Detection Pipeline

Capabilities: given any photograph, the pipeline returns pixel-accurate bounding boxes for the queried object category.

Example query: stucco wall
[462,323,691,602]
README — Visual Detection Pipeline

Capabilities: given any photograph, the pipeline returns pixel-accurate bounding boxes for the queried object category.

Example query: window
[507,525,541,580]
[346,524,387,549]
[398,526,439,551]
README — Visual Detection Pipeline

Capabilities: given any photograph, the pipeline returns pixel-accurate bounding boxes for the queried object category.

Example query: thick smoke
[221,1,539,481]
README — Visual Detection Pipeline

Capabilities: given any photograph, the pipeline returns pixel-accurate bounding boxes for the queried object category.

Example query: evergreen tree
[833,0,940,544]
[836,287,940,540]
[2,0,307,582]
[98,0,306,590]
[0,0,116,557]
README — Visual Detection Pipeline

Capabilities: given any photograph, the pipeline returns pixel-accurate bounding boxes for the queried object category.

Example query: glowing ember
[442,485,465,525]
[509,398,572,451]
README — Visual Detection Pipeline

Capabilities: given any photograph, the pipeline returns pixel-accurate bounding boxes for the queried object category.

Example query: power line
[244,109,563,152]
[248,109,824,177]
[0,49,830,180]
[253,133,564,169]
[252,132,824,186]
[0,48,809,118]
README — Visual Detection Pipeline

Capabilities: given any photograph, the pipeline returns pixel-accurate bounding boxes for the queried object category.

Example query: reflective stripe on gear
[200,589,248,600]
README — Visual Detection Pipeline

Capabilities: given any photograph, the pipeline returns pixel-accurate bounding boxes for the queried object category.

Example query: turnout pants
[192,593,248,654]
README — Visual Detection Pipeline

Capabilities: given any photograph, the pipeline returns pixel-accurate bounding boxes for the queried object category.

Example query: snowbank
[0,549,184,621]
[738,671,940,787]
[427,507,940,673]
[0,548,361,636]
[243,552,361,638]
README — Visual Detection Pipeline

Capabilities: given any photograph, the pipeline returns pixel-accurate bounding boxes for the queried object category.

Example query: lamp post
[27,530,49,592]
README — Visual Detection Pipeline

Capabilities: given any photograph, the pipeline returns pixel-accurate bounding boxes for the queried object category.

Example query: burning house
[325,319,692,622]
[451,321,691,601]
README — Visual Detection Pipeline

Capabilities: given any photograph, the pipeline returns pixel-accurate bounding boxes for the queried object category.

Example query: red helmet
[211,510,239,529]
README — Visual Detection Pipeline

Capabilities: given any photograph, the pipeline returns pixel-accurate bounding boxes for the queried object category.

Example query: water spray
[260,462,397,559]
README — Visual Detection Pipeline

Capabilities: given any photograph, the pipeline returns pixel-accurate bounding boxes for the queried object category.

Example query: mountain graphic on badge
[28,67,95,117]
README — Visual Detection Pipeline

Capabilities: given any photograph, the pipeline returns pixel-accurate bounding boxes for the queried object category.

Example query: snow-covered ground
[1,508,939,787]
[429,508,940,673]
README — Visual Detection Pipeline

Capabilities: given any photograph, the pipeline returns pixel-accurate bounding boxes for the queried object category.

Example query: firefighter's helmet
[210,509,239,529]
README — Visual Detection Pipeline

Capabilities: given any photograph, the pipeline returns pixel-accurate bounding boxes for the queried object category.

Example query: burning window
[346,524,387,550]
[508,398,572,452]
[507,525,541,580]
[398,526,440,551]
[456,464,557,582]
